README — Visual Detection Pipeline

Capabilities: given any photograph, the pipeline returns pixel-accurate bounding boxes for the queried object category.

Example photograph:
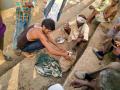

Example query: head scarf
[76,16,86,24]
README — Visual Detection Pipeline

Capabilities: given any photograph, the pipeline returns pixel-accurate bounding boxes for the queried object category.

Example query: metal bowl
[55,36,65,44]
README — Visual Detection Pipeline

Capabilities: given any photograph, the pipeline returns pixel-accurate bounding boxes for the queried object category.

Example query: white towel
[44,0,68,22]
[81,23,89,41]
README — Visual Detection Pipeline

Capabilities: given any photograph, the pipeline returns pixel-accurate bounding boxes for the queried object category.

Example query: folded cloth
[99,69,120,90]
[44,0,67,22]
[80,23,89,41]
[35,53,62,77]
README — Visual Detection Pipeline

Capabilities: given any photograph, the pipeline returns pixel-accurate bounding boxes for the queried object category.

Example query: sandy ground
[0,0,85,90]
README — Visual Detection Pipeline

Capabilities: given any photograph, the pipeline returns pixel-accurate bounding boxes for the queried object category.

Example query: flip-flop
[92,48,103,60]
[74,71,87,80]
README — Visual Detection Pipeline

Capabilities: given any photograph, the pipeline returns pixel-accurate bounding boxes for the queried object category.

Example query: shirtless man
[17,18,70,60]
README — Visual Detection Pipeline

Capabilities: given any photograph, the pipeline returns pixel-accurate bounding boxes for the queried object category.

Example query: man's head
[41,18,55,33]
[76,15,87,28]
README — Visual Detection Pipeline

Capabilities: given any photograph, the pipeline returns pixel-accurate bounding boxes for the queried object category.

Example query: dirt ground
[0,0,84,90]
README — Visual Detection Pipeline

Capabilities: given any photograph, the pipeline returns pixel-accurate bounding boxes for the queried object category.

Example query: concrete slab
[63,25,106,90]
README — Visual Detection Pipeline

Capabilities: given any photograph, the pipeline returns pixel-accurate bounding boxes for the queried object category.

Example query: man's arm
[47,34,66,52]
[37,31,70,60]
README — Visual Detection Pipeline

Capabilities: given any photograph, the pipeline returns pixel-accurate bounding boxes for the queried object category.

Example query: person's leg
[87,10,98,23]
[0,37,4,50]
[87,62,120,77]
[74,64,111,81]
[93,39,113,60]
[13,19,23,49]
[0,15,6,51]
[75,62,120,82]
[71,79,96,89]
[13,19,30,49]
[74,70,99,81]
[12,8,31,49]
[22,40,44,53]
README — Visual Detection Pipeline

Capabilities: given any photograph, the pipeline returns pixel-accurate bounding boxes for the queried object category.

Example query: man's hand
[64,52,71,60]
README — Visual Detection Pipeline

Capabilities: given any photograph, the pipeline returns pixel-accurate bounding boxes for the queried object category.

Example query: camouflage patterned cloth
[99,69,120,90]
[35,53,62,77]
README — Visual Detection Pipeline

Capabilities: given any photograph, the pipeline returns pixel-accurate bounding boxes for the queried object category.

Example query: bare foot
[22,52,35,58]
[70,79,89,88]
[3,44,11,54]
[14,49,22,56]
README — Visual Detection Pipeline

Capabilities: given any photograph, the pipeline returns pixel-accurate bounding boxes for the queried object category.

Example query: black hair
[41,18,55,31]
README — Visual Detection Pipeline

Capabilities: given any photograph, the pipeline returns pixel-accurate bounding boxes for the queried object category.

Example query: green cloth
[107,52,117,60]
[35,53,62,77]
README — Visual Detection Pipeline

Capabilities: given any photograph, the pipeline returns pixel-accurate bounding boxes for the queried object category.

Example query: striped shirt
[16,0,36,21]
